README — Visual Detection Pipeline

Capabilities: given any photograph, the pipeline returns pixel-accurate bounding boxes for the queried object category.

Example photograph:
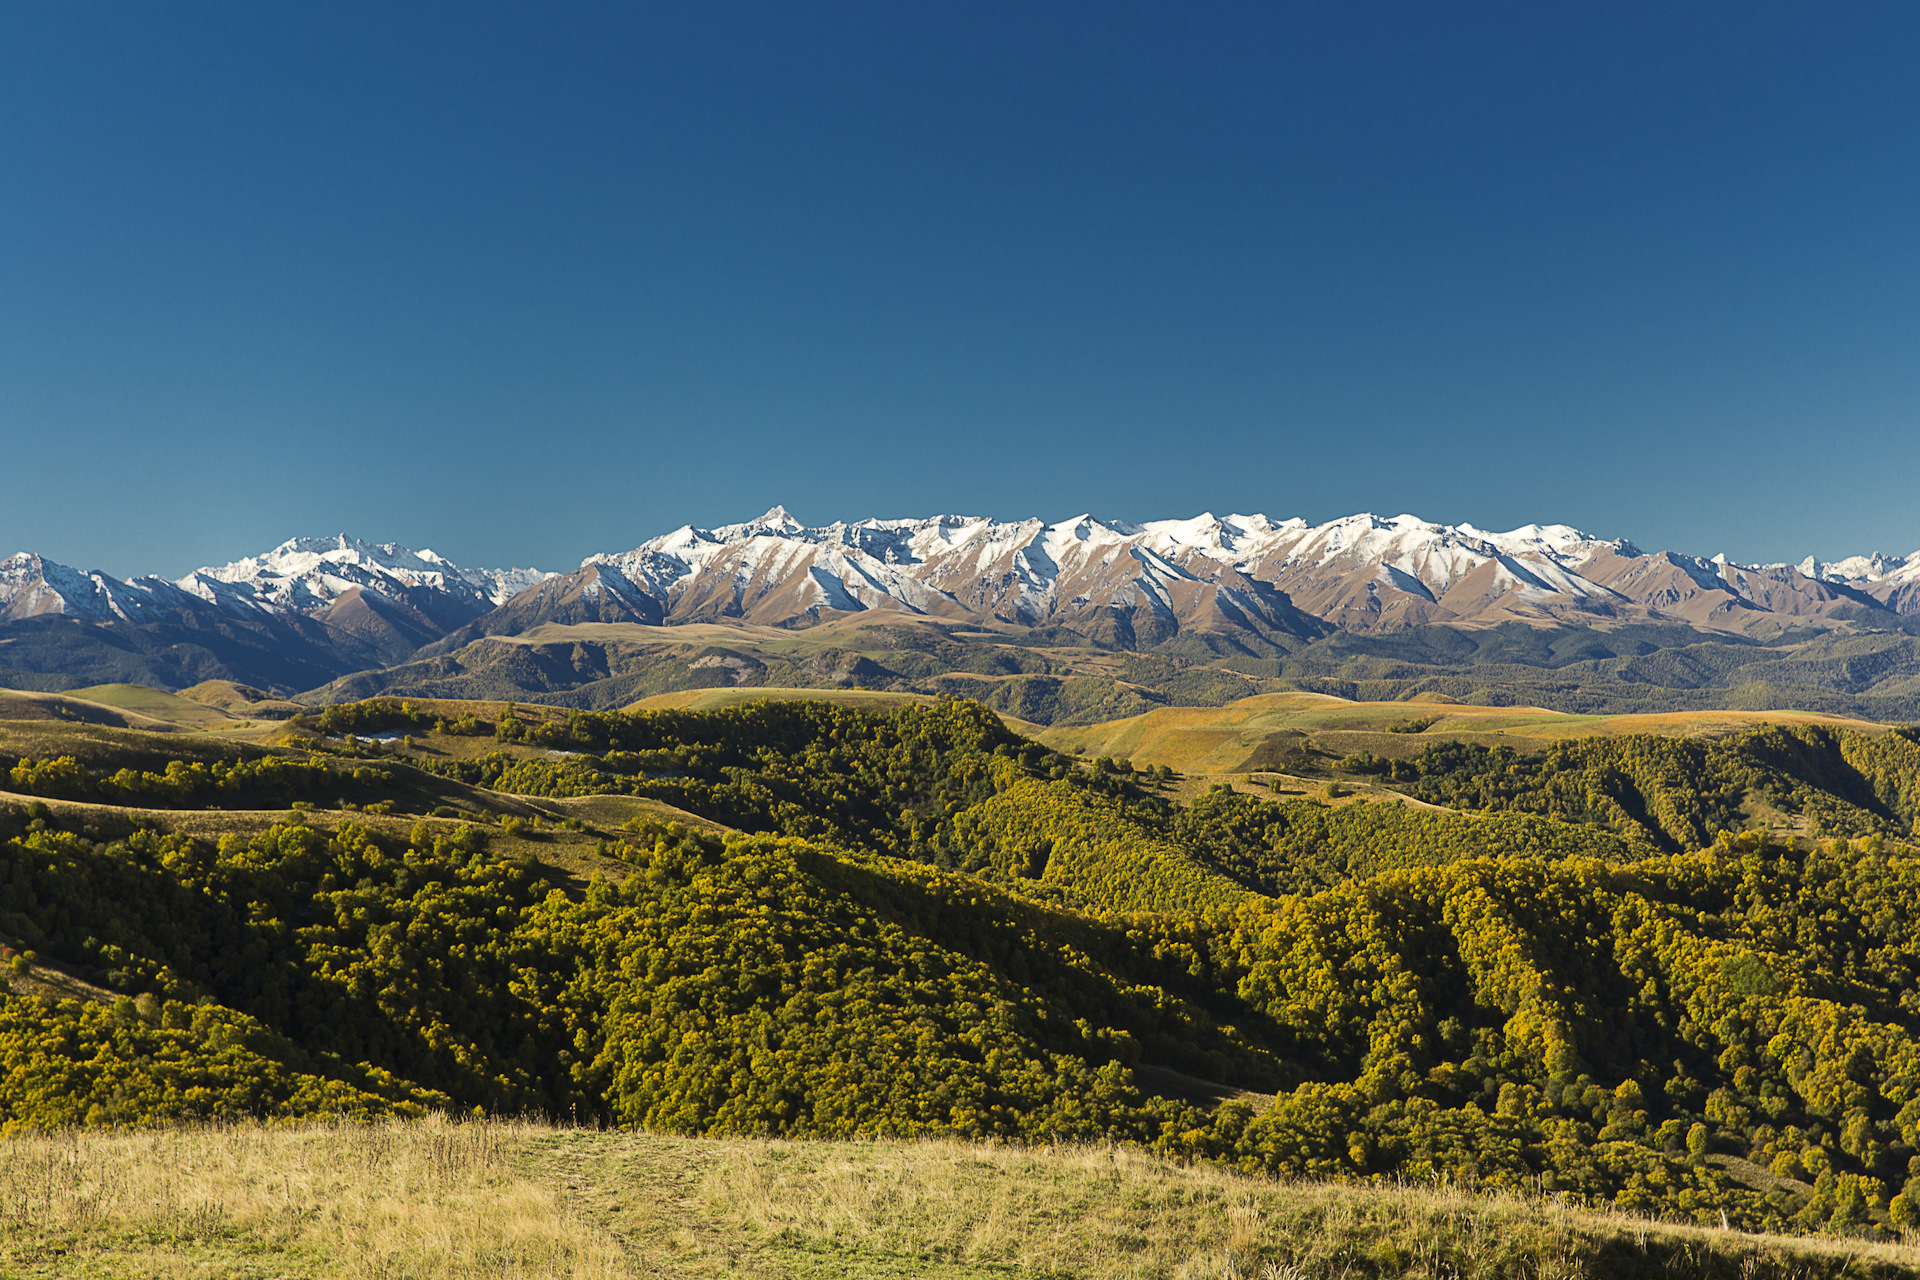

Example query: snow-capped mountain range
[5,510,1920,692]
[469,506,1917,644]
[0,535,547,626]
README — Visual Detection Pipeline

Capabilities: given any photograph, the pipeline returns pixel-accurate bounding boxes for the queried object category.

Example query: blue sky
[3,2,1918,577]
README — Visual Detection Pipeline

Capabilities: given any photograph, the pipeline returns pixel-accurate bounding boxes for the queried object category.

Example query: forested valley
[7,697,1920,1241]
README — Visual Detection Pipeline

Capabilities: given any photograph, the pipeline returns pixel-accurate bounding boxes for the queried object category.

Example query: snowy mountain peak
[207,534,433,584]
[709,506,807,542]
[0,551,176,623]
[3,537,554,633]
[1798,551,1920,586]
[185,535,553,614]
[1456,522,1613,562]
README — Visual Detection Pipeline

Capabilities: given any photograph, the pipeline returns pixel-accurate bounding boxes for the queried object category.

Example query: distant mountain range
[535,506,1920,639]
[7,509,1920,716]
[0,536,548,694]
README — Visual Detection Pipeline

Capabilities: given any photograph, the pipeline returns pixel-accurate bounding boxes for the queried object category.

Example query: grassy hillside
[4,1119,1914,1280]
[1039,691,1890,776]
[0,683,297,741]
[626,684,945,712]
[176,678,309,719]
[0,687,198,733]
[13,696,1920,1242]
[62,682,257,730]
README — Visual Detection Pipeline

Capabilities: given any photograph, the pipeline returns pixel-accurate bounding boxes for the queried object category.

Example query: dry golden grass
[543,792,734,836]
[176,681,307,718]
[693,1138,1920,1279]
[0,946,115,1007]
[0,720,286,765]
[1039,693,1890,775]
[60,686,250,732]
[1157,772,1426,810]
[0,693,157,731]
[0,685,286,740]
[0,1117,629,1279]
[4,1121,1914,1279]
[623,686,943,713]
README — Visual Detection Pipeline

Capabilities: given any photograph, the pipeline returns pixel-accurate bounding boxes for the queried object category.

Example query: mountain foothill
[7,508,1920,722]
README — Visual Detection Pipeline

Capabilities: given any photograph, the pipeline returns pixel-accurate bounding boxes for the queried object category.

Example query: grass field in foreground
[1,1120,1914,1280]
[1038,691,1891,775]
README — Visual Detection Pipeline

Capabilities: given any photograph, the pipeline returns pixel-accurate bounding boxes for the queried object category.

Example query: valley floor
[2,1119,1915,1280]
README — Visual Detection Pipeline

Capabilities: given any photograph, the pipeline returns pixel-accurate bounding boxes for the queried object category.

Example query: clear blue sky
[3,2,1918,577]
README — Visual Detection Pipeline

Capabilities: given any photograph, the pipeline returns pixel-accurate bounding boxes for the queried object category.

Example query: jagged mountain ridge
[478,506,1907,643]
[0,536,555,692]
[1,535,548,634]
[186,535,550,618]
[5,512,1919,697]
